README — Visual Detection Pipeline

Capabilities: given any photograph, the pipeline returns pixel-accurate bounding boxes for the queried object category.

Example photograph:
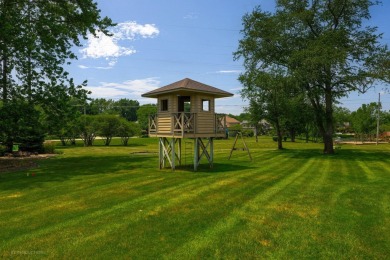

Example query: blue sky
[67,0,390,115]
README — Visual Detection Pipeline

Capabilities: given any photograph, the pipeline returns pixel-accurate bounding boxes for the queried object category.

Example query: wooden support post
[159,138,163,169]
[178,138,182,166]
[193,137,214,171]
[171,138,175,171]
[210,137,214,168]
[159,137,174,170]
[158,137,183,170]
[194,138,199,171]
[159,137,215,171]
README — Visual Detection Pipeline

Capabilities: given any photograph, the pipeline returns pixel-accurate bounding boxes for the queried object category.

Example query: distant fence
[353,133,390,143]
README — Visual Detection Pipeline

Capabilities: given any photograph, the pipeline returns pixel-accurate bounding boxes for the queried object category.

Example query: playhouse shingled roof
[141,78,234,98]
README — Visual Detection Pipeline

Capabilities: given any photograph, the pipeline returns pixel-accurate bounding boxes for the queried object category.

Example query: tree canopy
[137,104,157,131]
[0,0,114,104]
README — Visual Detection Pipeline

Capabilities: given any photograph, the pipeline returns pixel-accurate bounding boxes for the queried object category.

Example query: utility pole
[376,93,381,145]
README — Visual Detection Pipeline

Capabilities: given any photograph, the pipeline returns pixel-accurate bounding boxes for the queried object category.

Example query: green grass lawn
[1,137,389,259]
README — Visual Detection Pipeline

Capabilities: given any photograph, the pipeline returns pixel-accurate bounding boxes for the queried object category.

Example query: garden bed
[0,154,55,173]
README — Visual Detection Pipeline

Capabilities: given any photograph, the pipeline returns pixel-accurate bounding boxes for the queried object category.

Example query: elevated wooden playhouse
[141,78,233,170]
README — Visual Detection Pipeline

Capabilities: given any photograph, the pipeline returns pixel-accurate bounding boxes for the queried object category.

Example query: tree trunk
[2,56,8,102]
[104,136,112,146]
[304,125,310,143]
[323,85,334,154]
[255,125,258,143]
[290,128,296,142]
[307,84,334,154]
[121,137,129,146]
[1,1,10,104]
[275,118,283,150]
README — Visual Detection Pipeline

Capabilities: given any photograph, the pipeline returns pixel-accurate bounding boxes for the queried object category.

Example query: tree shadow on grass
[167,162,256,174]
[57,142,147,150]
[0,155,154,190]
[265,148,390,162]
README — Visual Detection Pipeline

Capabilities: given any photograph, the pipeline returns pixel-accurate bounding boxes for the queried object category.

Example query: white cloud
[184,12,199,19]
[215,96,247,115]
[216,70,242,74]
[85,78,160,103]
[229,87,243,92]
[80,31,135,59]
[80,21,159,67]
[78,64,113,70]
[115,22,159,39]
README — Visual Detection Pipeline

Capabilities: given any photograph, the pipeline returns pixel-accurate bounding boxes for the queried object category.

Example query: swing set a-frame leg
[228,134,239,160]
[228,132,252,161]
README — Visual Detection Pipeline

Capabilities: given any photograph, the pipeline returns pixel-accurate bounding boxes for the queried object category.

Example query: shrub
[78,115,98,146]
[117,119,141,145]
[0,145,7,156]
[273,136,288,142]
[242,129,254,137]
[0,101,45,153]
[43,141,56,154]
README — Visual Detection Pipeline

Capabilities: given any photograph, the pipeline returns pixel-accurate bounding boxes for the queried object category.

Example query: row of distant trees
[83,98,157,131]
[229,102,390,142]
[68,114,140,147]
[0,98,157,152]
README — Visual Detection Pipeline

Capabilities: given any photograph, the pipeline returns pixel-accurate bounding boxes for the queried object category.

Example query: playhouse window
[161,99,168,111]
[202,99,210,111]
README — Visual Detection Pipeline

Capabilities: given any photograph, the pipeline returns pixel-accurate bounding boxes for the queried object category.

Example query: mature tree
[245,98,265,142]
[381,110,390,132]
[333,106,352,133]
[86,98,115,115]
[234,112,250,122]
[283,92,317,142]
[351,102,377,135]
[239,70,293,149]
[114,99,140,121]
[235,0,390,154]
[43,87,88,145]
[0,0,113,150]
[0,0,113,103]
[137,104,157,131]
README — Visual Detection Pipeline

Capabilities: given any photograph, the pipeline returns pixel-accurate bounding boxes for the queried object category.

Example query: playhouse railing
[148,113,227,136]
[173,112,196,135]
[148,114,157,134]
[215,113,226,134]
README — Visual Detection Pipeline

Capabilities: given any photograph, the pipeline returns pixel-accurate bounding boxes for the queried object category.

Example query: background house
[225,115,240,128]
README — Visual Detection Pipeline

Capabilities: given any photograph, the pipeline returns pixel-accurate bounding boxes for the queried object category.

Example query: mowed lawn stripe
[165,157,316,258]
[308,153,390,259]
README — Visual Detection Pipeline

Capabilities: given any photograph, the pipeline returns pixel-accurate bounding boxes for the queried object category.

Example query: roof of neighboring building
[226,115,240,126]
[141,78,234,98]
